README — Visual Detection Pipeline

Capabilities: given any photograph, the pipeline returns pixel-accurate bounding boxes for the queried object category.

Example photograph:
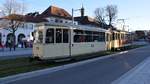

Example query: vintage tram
[33,23,131,60]
[33,23,107,60]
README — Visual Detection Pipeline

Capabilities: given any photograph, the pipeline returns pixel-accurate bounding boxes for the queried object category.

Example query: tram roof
[36,22,107,32]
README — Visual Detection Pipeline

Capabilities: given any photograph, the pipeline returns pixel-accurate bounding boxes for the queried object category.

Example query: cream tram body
[106,30,131,50]
[33,23,107,60]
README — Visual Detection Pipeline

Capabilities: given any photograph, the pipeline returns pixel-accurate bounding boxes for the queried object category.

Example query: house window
[60,20,63,23]
[55,19,58,23]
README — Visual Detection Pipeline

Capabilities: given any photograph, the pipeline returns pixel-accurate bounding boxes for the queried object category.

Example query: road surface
[5,46,150,84]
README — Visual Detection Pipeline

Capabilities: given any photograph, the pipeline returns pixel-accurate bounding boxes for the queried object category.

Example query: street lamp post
[69,8,81,57]
[71,8,82,25]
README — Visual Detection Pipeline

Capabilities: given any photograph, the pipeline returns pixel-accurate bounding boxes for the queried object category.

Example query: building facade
[0,5,99,48]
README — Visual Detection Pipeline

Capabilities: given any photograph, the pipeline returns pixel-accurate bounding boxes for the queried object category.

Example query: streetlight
[71,8,82,25]
[69,8,82,57]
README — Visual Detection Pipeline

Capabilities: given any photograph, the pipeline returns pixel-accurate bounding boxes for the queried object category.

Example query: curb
[111,56,150,84]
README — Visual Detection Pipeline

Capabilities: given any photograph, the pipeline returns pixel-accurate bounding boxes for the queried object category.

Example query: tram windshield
[34,30,43,43]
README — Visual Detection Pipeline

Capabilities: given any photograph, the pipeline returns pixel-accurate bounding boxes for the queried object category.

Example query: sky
[0,0,150,31]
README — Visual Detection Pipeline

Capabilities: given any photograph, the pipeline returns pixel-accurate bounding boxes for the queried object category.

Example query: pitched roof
[74,16,113,29]
[75,16,100,27]
[0,14,48,23]
[40,6,72,19]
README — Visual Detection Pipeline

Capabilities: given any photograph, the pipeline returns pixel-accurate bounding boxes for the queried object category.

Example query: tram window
[63,29,69,43]
[56,29,62,43]
[74,35,80,42]
[106,34,109,41]
[85,35,92,42]
[116,33,118,40]
[96,32,105,42]
[80,35,85,42]
[38,31,43,43]
[46,29,54,43]
[93,36,99,42]
[99,32,105,41]
[121,34,123,39]
[117,34,119,40]
[122,34,124,39]
[112,33,115,40]
[118,34,120,39]
[85,31,92,42]
[74,35,85,42]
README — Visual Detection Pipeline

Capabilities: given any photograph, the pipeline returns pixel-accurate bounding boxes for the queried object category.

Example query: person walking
[8,39,12,51]
[1,41,4,51]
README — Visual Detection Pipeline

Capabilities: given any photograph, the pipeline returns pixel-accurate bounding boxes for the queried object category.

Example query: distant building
[133,30,148,40]
[38,6,73,24]
[0,5,75,47]
[0,5,110,48]
[0,14,47,47]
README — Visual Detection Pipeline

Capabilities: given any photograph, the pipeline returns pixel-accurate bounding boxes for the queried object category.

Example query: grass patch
[0,44,146,78]
[120,44,146,51]
[0,57,79,78]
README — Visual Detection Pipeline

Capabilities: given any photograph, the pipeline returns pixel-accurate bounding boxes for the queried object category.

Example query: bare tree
[105,5,118,26]
[94,8,106,25]
[0,0,26,50]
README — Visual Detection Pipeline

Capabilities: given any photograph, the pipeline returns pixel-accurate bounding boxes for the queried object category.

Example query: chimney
[81,5,84,17]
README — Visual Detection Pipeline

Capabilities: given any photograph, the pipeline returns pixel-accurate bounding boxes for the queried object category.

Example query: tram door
[106,33,112,50]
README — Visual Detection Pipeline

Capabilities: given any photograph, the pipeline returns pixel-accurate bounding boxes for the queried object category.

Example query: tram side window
[74,30,84,43]
[106,34,109,41]
[46,29,54,43]
[63,29,69,43]
[112,33,115,40]
[118,34,121,39]
[74,35,80,42]
[93,32,99,42]
[38,31,43,43]
[85,35,92,42]
[85,31,92,42]
[74,35,85,42]
[98,32,105,42]
[56,29,62,43]
[93,36,99,42]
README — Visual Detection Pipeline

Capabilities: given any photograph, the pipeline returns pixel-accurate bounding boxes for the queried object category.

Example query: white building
[0,5,75,47]
[0,13,49,47]
[0,5,99,48]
